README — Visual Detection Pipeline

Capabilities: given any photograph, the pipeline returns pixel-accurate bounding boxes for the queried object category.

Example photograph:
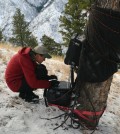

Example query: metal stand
[70,62,75,89]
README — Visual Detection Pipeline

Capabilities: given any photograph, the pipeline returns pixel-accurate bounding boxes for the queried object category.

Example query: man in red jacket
[5,45,59,103]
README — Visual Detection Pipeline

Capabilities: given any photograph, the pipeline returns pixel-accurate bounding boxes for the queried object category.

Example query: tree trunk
[75,0,120,128]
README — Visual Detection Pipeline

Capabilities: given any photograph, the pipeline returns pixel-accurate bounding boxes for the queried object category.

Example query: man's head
[33,46,51,64]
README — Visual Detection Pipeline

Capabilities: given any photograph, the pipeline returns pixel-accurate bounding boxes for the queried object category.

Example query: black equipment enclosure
[45,87,72,107]
[64,38,82,66]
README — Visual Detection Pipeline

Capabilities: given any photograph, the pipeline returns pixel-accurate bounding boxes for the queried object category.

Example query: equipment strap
[48,103,105,123]
[73,108,105,116]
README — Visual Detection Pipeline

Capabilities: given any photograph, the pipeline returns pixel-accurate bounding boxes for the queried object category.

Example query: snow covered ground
[0,48,120,134]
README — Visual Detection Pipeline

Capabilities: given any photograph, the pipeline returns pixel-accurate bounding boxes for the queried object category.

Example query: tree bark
[96,0,120,11]
[75,0,120,128]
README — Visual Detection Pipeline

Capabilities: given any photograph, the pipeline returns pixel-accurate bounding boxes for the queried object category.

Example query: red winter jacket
[5,47,51,92]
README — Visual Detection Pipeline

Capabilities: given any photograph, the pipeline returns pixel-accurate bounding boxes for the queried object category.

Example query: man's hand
[50,80,60,87]
[48,75,58,80]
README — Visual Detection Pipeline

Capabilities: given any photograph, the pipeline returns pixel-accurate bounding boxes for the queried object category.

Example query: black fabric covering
[87,6,120,60]
[64,38,82,66]
[77,6,120,82]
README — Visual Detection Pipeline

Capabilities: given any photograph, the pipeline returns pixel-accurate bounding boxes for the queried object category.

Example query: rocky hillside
[0,0,68,42]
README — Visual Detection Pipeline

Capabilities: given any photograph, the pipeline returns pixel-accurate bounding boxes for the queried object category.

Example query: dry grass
[0,42,22,63]
[0,53,2,59]
[116,71,120,74]
[52,55,64,62]
[0,42,22,52]
[44,58,71,81]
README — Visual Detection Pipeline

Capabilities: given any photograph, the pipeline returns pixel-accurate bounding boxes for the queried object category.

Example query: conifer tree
[41,35,62,56]
[10,8,38,48]
[0,29,3,41]
[59,0,90,46]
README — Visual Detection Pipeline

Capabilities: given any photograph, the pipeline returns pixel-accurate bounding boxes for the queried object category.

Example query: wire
[84,88,98,132]
[53,113,70,130]
[40,113,66,120]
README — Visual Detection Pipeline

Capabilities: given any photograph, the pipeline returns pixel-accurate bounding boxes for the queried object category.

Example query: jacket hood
[18,47,31,55]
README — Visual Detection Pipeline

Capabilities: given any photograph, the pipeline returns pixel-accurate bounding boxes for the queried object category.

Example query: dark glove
[50,80,60,87]
[48,75,58,80]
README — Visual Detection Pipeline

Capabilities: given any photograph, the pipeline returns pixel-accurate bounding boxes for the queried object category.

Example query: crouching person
[5,45,59,103]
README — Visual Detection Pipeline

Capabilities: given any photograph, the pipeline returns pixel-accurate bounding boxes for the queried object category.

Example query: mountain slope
[0,0,68,42]
[29,0,68,43]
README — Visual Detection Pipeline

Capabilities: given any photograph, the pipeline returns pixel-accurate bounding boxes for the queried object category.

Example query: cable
[40,113,66,120]
[53,113,70,130]
[84,88,98,133]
